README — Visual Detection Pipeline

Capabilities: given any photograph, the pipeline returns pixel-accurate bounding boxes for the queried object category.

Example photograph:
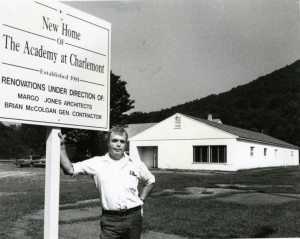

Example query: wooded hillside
[128,60,300,146]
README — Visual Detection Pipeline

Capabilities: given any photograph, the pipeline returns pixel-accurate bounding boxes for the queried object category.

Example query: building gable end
[130,113,237,141]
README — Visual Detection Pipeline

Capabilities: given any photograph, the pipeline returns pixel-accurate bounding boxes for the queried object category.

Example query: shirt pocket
[124,173,138,190]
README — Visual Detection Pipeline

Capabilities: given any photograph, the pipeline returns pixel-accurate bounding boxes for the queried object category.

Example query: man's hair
[107,125,128,143]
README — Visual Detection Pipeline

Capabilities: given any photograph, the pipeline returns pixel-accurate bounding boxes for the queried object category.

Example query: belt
[102,206,141,216]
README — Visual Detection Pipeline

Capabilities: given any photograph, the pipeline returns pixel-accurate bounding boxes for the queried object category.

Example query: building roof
[127,113,298,149]
[126,123,157,139]
[186,114,298,149]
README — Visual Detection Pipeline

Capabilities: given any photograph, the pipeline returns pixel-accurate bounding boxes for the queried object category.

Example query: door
[138,146,158,168]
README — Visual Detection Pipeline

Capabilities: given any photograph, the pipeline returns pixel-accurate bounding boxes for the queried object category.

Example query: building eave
[237,137,299,150]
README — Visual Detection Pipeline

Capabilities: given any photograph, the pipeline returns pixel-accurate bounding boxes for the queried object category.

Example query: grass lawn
[143,168,300,238]
[0,163,299,238]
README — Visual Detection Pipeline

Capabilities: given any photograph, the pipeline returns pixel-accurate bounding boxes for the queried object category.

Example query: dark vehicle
[15,155,41,167]
[32,156,46,167]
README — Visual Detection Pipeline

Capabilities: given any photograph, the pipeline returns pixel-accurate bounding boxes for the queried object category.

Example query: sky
[64,0,299,113]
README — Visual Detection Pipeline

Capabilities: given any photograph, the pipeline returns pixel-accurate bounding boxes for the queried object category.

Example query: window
[193,146,208,163]
[291,151,293,157]
[218,146,226,163]
[174,116,181,129]
[211,146,219,163]
[193,146,226,163]
[250,146,254,156]
[264,148,267,156]
[211,146,227,163]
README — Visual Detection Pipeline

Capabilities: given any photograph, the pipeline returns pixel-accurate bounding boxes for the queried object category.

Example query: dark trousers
[100,209,142,239]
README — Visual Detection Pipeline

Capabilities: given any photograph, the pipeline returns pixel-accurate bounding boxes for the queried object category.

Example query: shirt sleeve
[72,157,98,176]
[137,161,155,185]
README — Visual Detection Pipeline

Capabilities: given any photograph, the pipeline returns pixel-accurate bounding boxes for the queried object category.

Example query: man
[59,126,155,239]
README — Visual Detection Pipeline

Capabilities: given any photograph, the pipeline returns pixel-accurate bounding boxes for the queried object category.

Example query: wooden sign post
[44,127,61,239]
[0,2,111,238]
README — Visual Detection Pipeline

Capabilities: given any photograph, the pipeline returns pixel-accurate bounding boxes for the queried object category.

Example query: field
[0,162,299,238]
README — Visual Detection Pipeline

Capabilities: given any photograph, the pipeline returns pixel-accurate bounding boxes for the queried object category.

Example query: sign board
[0,1,111,131]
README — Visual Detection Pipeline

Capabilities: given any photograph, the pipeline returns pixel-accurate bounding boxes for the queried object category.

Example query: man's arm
[59,133,74,175]
[139,183,154,202]
[138,161,155,202]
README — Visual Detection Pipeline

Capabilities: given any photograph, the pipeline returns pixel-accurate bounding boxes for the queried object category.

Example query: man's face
[108,132,127,160]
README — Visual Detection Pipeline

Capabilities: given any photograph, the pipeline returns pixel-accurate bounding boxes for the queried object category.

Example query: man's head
[107,126,128,160]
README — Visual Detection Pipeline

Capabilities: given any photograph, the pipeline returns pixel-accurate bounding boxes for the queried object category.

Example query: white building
[128,113,299,171]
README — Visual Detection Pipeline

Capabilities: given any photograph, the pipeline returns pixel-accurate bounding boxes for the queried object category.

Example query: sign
[0,1,111,131]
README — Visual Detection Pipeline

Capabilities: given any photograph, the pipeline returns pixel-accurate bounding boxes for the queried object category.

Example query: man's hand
[59,132,74,175]
[58,133,67,146]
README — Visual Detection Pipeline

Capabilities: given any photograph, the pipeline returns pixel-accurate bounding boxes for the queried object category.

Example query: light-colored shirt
[72,153,155,211]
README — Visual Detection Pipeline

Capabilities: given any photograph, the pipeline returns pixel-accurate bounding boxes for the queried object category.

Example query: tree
[110,72,135,126]
[0,123,25,159]
[18,124,46,157]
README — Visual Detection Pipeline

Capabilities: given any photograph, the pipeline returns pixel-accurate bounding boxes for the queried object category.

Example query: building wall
[129,113,299,171]
[234,140,299,169]
[130,138,237,171]
[130,113,239,171]
[129,114,235,141]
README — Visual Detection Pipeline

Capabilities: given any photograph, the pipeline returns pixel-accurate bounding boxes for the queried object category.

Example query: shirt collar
[104,153,132,162]
[125,153,133,162]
